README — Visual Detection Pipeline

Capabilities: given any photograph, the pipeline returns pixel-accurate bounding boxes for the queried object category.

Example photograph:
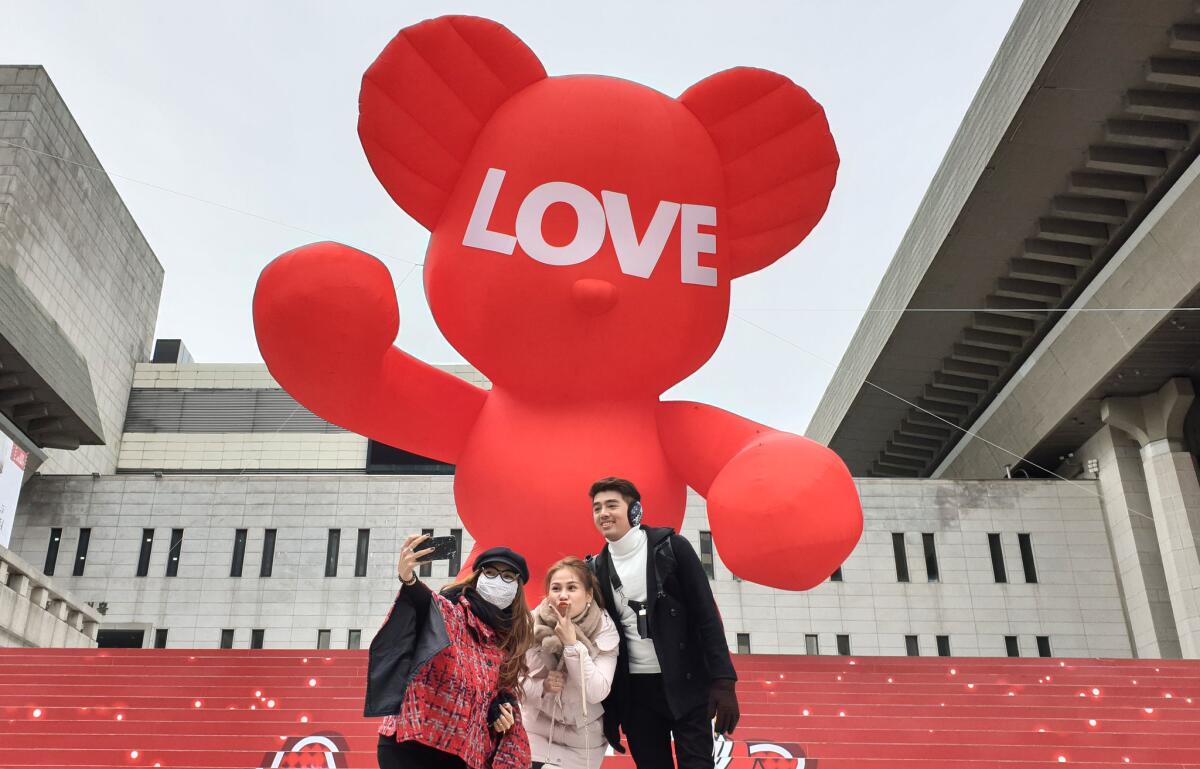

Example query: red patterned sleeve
[491,697,531,769]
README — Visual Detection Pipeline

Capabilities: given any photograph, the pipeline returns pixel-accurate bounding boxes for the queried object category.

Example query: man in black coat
[588,477,739,769]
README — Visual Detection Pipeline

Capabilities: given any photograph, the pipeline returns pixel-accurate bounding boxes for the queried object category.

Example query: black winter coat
[364,580,448,717]
[591,526,736,746]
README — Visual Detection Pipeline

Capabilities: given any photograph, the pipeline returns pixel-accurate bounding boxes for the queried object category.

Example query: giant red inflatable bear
[253,15,862,597]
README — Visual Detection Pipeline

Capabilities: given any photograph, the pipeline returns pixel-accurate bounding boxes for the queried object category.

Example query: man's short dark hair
[589,477,641,508]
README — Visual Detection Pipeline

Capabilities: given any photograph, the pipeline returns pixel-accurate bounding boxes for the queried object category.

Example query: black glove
[486,691,517,728]
[708,678,739,736]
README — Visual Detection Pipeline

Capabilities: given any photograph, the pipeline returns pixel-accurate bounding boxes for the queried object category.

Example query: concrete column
[1082,426,1180,657]
[0,560,10,585]
[1103,378,1200,658]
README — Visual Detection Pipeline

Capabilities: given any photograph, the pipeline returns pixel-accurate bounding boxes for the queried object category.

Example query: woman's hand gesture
[553,604,578,647]
[493,702,515,733]
[397,533,434,583]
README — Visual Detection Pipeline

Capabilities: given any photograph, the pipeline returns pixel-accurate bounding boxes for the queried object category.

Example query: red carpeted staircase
[1,649,1198,768]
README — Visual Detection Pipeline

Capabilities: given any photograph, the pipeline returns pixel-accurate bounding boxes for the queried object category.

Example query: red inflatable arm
[253,242,487,463]
[658,402,862,590]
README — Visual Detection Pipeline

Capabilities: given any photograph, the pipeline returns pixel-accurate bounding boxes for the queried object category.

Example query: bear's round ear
[359,16,547,231]
[679,67,838,279]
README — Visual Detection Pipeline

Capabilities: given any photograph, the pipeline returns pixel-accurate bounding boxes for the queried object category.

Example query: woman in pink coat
[521,557,620,769]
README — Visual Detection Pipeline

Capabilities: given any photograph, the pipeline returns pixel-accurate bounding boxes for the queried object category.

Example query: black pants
[623,674,713,769]
[377,737,468,769]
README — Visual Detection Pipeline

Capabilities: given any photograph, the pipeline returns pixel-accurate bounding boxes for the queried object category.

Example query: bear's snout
[571,278,618,316]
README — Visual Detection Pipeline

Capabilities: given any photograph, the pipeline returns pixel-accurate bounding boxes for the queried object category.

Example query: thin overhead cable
[730,310,1161,526]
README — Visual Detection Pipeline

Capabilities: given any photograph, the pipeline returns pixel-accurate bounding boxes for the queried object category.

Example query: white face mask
[476,574,519,609]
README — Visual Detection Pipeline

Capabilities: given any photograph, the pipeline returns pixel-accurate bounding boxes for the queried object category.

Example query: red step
[0,650,1197,768]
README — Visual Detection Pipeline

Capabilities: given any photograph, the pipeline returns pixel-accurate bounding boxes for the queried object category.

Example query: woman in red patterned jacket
[367,533,535,769]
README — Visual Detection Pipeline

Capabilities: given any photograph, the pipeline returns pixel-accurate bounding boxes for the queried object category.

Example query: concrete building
[3,1,1195,659]
[809,0,1200,658]
[0,64,162,645]
[2,358,1127,656]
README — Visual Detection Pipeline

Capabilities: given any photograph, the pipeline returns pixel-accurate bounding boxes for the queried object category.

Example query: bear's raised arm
[253,242,486,463]
[657,400,862,590]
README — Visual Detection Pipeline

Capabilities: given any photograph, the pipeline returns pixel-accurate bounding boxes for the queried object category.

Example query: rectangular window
[154,628,168,649]
[230,529,247,577]
[736,633,750,654]
[348,629,362,650]
[325,529,340,578]
[317,629,331,649]
[936,635,951,657]
[922,533,939,582]
[355,529,370,577]
[836,634,851,656]
[1036,635,1052,658]
[72,528,91,577]
[44,528,62,576]
[220,629,234,649]
[260,529,276,577]
[830,566,843,582]
[166,528,183,578]
[1005,635,1019,657]
[418,528,434,577]
[1018,533,1038,584]
[251,629,265,649]
[988,533,1007,583]
[448,529,463,576]
[892,532,910,582]
[905,635,919,656]
[136,529,154,577]
[699,531,715,579]
[804,634,819,656]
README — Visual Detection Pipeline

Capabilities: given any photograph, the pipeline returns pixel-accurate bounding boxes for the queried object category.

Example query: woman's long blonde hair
[443,570,534,692]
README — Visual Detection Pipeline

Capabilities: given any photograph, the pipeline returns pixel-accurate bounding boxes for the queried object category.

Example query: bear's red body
[253,16,863,599]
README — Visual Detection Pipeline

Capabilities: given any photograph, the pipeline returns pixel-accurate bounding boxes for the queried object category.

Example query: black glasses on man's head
[481,566,518,583]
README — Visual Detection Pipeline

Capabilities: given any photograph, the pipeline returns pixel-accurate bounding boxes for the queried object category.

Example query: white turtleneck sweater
[608,526,661,673]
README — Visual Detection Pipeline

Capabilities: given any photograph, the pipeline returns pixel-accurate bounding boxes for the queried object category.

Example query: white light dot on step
[1008,692,1015,697]
[130,751,139,759]
[887,678,893,683]
[1088,720,1097,727]
[1092,688,1100,696]
[1165,693,1173,699]
[838,711,845,717]
[116,714,124,721]
[194,701,202,708]
[836,676,841,681]
[967,684,974,689]
[302,658,308,663]
[300,715,309,723]
[1123,758,1130,764]
[267,699,276,708]
[250,705,257,710]
[801,709,809,716]
[1038,729,1045,733]
[309,678,317,687]
[1058,756,1066,763]
[848,661,856,665]
[950,669,957,675]
[255,690,262,697]
[32,709,41,718]
[1144,708,1154,714]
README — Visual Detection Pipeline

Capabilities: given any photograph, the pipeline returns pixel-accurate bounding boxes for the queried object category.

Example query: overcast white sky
[6,1,1022,436]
